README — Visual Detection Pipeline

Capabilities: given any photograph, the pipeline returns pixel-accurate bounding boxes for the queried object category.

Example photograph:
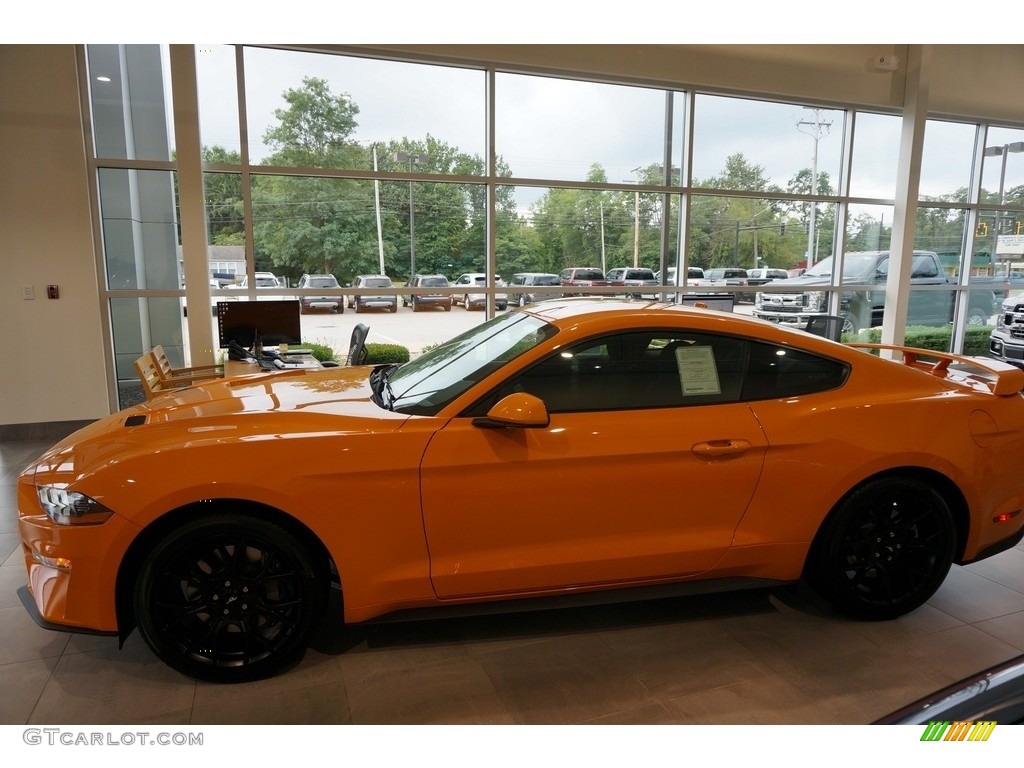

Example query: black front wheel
[805,477,956,620]
[134,514,325,683]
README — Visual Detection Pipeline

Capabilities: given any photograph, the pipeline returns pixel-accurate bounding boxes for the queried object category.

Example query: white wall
[0,45,111,427]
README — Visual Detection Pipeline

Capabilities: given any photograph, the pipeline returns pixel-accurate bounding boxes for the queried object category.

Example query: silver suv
[348,275,397,313]
[296,273,342,313]
[403,274,452,312]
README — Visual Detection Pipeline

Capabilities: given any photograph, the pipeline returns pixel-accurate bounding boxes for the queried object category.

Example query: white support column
[881,45,931,354]
[169,44,216,365]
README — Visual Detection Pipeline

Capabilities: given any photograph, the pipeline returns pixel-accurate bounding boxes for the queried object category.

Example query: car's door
[419,330,769,599]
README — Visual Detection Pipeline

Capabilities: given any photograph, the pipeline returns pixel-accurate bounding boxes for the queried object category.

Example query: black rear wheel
[134,514,325,683]
[805,477,956,620]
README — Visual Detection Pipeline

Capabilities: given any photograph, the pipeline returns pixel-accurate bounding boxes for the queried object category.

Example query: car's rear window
[626,270,655,279]
[574,270,605,280]
[365,278,392,288]
[309,277,338,287]
[535,276,560,286]
[421,277,447,286]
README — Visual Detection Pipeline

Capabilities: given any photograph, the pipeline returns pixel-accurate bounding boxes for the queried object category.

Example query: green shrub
[302,342,337,363]
[851,325,992,356]
[365,343,410,364]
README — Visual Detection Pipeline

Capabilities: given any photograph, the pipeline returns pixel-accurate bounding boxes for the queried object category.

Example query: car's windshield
[804,254,879,280]
[386,313,558,416]
[309,277,338,288]
[255,278,278,287]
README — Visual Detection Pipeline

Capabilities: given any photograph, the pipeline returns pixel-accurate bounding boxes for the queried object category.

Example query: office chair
[345,323,370,365]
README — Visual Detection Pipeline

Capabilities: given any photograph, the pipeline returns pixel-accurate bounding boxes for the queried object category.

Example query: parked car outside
[348,274,397,313]
[604,267,659,298]
[296,273,343,314]
[699,268,749,301]
[656,266,705,287]
[740,267,789,302]
[508,272,562,307]
[222,271,284,301]
[403,274,452,312]
[452,272,508,310]
[17,299,1024,683]
[560,267,613,296]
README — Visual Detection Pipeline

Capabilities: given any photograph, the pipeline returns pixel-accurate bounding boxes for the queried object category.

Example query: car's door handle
[692,439,753,458]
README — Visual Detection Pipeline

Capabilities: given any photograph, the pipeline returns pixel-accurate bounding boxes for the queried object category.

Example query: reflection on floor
[4,436,1024,725]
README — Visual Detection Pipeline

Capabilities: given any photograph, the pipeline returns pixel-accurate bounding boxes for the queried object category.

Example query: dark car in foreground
[16,300,1024,683]
[876,652,1024,726]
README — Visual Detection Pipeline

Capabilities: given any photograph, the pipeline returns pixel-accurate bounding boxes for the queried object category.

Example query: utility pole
[797,109,832,269]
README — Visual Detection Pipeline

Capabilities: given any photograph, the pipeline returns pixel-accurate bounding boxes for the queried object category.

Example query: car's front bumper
[301,298,340,311]
[988,333,1024,369]
[17,478,138,634]
[752,308,817,328]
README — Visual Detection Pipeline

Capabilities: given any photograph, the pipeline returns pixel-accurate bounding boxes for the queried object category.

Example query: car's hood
[759,275,833,292]
[27,366,404,483]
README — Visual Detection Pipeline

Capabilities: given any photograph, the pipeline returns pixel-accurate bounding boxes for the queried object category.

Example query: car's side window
[469,331,849,417]
[741,341,849,400]
[478,331,748,413]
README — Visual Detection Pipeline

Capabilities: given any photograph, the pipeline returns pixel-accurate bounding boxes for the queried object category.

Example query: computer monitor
[216,300,302,349]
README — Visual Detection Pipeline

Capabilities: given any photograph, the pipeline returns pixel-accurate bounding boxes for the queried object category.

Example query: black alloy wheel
[134,514,324,683]
[805,477,956,620]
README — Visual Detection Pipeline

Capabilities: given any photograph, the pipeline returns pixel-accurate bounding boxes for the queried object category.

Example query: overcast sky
[174,40,1024,221]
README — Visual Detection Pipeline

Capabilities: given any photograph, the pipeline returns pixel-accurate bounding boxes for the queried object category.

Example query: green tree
[201,146,244,246]
[251,78,377,282]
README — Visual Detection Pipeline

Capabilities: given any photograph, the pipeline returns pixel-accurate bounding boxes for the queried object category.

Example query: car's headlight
[806,291,825,311]
[36,485,114,526]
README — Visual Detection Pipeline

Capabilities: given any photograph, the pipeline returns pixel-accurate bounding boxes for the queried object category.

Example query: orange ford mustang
[17,300,1024,682]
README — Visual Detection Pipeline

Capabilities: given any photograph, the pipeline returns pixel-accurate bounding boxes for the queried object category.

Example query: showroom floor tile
[3,436,1024,725]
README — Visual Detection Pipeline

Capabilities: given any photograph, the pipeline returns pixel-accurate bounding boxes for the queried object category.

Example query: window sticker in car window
[676,346,721,395]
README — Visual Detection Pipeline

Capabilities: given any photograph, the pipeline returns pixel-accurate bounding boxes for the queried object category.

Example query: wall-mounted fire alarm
[46,285,60,299]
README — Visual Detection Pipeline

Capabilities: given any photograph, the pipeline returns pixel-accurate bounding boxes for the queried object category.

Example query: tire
[355,302,363,313]
[518,295,526,308]
[967,306,988,326]
[134,514,325,683]
[840,313,859,336]
[804,477,956,620]
[464,295,471,310]
[390,303,397,313]
[444,304,451,312]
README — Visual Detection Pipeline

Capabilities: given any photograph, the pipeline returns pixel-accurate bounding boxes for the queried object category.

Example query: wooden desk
[225,354,322,377]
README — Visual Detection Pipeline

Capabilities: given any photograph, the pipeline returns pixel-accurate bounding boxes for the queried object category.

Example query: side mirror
[472,392,549,429]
